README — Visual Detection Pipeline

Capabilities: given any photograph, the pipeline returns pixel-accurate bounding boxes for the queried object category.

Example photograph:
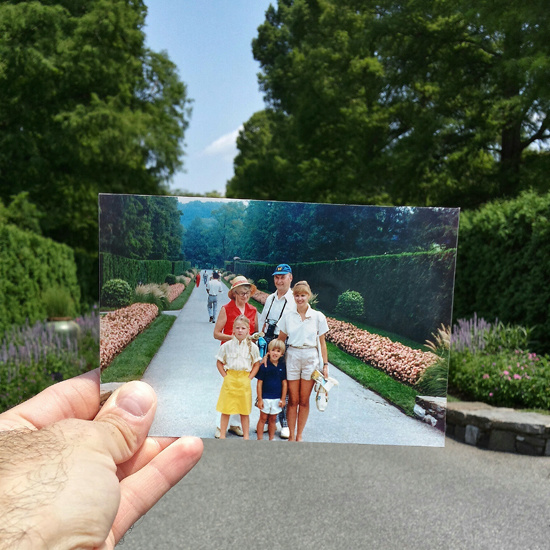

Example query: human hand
[0,369,203,550]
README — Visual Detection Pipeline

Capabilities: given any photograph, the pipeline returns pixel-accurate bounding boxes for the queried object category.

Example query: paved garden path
[138,272,443,446]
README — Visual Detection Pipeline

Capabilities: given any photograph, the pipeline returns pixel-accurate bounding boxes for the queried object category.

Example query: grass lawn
[101,314,176,383]
[327,342,418,416]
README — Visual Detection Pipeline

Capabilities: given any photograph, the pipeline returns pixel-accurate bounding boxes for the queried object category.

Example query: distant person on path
[205,271,223,323]
[203,270,208,285]
[258,263,296,439]
[216,315,261,440]
[213,275,259,438]
[256,339,288,441]
[195,271,201,288]
[277,281,329,442]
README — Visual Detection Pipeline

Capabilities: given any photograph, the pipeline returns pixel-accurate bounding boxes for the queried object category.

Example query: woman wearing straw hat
[213,276,259,437]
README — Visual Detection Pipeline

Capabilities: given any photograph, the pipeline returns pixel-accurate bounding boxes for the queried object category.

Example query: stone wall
[445,402,550,456]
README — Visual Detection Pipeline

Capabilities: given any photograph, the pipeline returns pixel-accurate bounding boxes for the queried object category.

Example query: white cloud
[201,125,243,160]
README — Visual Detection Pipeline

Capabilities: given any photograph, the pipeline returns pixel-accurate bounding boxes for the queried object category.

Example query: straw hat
[227,275,257,299]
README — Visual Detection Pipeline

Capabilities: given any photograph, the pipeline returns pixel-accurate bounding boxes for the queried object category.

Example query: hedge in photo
[236,249,456,344]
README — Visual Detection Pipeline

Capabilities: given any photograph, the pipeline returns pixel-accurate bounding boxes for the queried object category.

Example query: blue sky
[144,1,273,196]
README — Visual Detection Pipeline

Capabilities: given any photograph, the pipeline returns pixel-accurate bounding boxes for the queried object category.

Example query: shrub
[256,278,268,291]
[101,279,132,309]
[42,286,76,319]
[335,290,364,318]
[448,349,550,409]
[165,273,176,285]
[416,359,449,397]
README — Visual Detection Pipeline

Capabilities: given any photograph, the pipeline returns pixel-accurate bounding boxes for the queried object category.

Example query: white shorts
[286,347,318,381]
[260,398,282,415]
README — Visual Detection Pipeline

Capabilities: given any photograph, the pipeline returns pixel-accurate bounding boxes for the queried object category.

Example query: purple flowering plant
[448,315,549,409]
[0,310,99,413]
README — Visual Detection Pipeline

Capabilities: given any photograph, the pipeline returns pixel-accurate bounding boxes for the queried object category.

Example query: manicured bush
[101,279,132,309]
[335,290,364,318]
[256,278,268,291]
[165,273,177,285]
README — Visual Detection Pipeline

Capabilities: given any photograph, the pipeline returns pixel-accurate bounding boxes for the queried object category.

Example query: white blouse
[216,336,260,371]
[278,306,329,348]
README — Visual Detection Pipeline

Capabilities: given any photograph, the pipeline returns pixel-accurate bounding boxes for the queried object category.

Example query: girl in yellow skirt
[215,315,261,439]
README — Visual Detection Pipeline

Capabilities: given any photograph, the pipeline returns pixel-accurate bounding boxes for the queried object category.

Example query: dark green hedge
[236,249,456,344]
[453,190,550,353]
[100,253,189,290]
[0,223,80,334]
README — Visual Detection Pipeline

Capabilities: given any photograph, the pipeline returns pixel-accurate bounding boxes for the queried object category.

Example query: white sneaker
[280,427,290,439]
[228,425,244,437]
[215,427,221,439]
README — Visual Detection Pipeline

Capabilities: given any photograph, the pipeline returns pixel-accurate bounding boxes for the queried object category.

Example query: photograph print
[99,193,459,446]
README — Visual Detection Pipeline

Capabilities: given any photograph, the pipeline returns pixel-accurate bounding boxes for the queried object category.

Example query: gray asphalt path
[120,438,550,549]
[140,273,443,446]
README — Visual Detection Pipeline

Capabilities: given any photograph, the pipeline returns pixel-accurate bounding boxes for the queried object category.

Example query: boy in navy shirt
[256,339,287,440]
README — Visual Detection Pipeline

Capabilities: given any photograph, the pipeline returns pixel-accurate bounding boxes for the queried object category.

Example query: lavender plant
[0,309,99,412]
[448,314,548,409]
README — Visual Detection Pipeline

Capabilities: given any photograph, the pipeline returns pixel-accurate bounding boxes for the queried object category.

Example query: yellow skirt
[216,370,252,415]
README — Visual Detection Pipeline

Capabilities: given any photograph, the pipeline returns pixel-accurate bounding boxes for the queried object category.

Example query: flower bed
[167,283,185,302]
[100,303,159,369]
[326,318,438,385]
[252,290,269,305]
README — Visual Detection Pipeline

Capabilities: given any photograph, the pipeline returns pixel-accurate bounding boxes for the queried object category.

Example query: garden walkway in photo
[138,272,443,446]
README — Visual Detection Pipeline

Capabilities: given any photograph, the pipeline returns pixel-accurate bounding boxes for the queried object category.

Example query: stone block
[515,435,545,456]
[465,425,480,446]
[455,425,466,443]
[488,430,516,453]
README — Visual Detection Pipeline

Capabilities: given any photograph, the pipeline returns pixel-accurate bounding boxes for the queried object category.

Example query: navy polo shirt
[256,358,287,399]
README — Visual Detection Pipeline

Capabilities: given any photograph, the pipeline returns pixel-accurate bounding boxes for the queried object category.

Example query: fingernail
[116,382,155,417]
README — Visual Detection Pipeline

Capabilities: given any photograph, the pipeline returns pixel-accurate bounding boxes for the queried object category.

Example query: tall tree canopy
[100,194,184,261]
[0,0,191,254]
[227,0,550,208]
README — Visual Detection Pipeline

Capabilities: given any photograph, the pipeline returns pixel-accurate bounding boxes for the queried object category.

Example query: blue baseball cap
[272,264,292,275]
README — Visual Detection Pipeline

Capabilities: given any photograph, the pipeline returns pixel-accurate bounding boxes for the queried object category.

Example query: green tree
[0,0,191,257]
[228,0,550,208]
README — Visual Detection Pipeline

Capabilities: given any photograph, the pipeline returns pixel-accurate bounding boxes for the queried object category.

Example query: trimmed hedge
[235,249,456,344]
[100,253,190,289]
[0,223,80,334]
[453,191,550,353]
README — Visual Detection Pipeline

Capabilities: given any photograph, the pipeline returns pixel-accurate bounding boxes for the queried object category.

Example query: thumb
[94,381,157,465]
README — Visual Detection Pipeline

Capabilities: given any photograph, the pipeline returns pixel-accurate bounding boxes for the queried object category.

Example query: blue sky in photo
[144,0,273,196]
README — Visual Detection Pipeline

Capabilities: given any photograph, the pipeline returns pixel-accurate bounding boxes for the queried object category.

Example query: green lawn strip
[101,314,176,383]
[327,341,418,416]
[167,281,195,310]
